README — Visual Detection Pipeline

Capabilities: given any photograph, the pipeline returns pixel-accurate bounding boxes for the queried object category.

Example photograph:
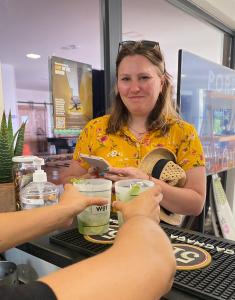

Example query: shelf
[207,91,235,100]
[201,135,235,142]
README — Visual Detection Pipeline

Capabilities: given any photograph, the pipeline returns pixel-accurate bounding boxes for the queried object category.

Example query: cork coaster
[173,243,212,270]
[84,224,118,244]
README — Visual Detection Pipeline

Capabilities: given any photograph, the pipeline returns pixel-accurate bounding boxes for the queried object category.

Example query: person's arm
[60,159,102,184]
[40,186,176,300]
[60,118,99,184]
[0,185,107,252]
[154,166,206,215]
[105,166,206,216]
[40,217,175,300]
[59,159,88,184]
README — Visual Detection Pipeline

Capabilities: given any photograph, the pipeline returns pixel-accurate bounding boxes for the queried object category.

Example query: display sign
[177,50,235,175]
[50,56,93,131]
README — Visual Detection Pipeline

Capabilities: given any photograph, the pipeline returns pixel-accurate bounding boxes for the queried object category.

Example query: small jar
[12,156,37,210]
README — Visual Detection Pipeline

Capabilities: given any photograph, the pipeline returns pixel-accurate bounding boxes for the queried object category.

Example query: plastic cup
[74,179,112,235]
[115,179,155,226]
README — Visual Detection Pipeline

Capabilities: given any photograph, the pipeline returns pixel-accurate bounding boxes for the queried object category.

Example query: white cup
[74,179,112,235]
[115,179,155,226]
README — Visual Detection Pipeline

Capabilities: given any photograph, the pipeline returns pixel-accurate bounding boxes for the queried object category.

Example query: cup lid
[115,179,154,188]
[12,155,38,163]
[73,178,112,192]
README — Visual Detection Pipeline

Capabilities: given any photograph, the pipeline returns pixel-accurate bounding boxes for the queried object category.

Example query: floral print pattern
[73,115,205,171]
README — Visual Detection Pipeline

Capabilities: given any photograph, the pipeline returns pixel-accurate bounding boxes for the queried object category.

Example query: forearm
[153,178,205,215]
[109,216,176,299]
[40,216,176,300]
[0,205,74,252]
[60,160,87,184]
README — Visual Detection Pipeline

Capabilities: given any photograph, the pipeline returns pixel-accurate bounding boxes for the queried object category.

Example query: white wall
[1,64,18,129]
[16,88,50,103]
[122,0,223,88]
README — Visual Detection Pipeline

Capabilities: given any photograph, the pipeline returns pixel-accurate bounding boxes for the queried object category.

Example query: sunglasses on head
[118,40,160,53]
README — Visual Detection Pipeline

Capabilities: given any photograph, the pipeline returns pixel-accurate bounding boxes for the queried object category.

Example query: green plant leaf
[10,126,21,154]
[14,122,26,156]
[7,110,14,146]
[0,111,7,138]
[0,111,26,183]
[0,121,13,182]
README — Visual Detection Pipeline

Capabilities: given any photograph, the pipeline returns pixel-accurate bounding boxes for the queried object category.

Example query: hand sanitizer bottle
[20,158,59,210]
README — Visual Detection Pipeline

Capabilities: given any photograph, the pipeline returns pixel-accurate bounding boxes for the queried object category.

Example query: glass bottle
[20,158,59,210]
[12,156,38,210]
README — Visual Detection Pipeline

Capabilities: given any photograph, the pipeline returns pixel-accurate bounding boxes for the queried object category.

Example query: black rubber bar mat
[50,224,235,300]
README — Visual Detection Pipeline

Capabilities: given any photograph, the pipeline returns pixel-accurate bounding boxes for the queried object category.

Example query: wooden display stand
[0,182,16,212]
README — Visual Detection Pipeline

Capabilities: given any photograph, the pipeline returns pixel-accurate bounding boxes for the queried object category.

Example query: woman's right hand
[104,166,149,182]
[76,167,100,179]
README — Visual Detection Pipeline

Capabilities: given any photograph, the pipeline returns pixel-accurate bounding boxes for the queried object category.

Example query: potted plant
[0,111,26,211]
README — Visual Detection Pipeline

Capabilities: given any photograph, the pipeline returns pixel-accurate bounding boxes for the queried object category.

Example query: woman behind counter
[61,40,206,217]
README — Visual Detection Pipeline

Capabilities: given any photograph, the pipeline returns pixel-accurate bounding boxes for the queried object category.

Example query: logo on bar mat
[173,244,212,270]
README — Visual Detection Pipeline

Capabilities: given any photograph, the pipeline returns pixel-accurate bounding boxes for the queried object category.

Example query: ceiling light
[26,53,41,59]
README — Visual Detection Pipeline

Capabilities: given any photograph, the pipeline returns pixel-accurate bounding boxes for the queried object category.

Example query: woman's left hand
[104,166,149,182]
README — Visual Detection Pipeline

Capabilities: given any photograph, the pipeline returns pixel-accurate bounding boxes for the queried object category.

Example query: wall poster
[50,56,93,131]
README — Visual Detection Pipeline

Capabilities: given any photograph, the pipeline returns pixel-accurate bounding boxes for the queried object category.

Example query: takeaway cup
[115,179,155,226]
[74,179,112,235]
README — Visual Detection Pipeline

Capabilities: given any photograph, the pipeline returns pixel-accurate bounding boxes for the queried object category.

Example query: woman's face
[117,54,164,118]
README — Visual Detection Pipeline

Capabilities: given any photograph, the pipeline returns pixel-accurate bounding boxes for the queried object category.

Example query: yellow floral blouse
[73,115,205,172]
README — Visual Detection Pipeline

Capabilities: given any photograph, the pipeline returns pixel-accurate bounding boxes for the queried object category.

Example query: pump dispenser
[32,158,47,182]
[20,158,59,210]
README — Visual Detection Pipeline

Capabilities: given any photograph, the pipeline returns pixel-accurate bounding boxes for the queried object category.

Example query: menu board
[50,56,93,131]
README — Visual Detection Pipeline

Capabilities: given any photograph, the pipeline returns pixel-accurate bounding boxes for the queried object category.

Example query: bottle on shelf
[20,157,59,210]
